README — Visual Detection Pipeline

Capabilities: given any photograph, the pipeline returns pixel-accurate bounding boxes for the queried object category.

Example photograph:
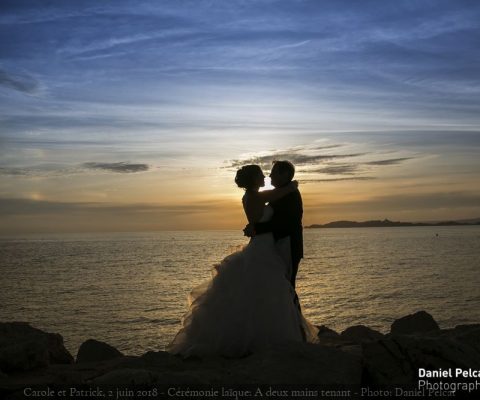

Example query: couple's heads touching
[235,161,296,192]
[236,161,299,225]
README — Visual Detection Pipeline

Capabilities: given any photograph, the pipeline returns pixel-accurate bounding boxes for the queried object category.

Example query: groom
[244,160,303,290]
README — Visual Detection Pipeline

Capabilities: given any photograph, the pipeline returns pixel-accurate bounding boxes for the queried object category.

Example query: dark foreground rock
[0,342,362,386]
[0,322,73,374]
[0,312,479,390]
[76,339,124,364]
[362,329,480,384]
[341,325,384,343]
[390,310,440,335]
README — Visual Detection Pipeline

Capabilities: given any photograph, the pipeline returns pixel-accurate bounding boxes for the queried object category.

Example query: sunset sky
[1,0,480,234]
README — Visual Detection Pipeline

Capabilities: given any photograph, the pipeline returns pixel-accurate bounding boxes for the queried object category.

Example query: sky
[1,0,480,233]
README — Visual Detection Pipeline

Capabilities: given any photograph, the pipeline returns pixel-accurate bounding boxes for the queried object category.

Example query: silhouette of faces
[270,164,290,188]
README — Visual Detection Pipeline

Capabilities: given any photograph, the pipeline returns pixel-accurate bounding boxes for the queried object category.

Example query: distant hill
[306,218,480,229]
[454,217,480,224]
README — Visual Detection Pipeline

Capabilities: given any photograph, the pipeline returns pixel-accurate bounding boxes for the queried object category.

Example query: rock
[339,344,362,358]
[390,311,440,335]
[0,322,73,373]
[317,325,340,338]
[443,324,480,353]
[228,342,362,384]
[362,337,415,384]
[362,334,480,384]
[316,325,349,346]
[76,339,123,364]
[90,368,157,385]
[91,368,208,385]
[108,351,184,373]
[2,316,480,387]
[138,350,184,369]
[340,325,384,343]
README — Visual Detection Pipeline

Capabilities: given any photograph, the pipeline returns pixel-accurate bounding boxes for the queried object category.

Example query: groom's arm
[253,191,301,237]
[243,217,274,237]
[252,220,274,235]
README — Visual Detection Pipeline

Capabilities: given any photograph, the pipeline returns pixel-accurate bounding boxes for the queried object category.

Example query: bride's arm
[243,194,265,224]
[256,180,298,203]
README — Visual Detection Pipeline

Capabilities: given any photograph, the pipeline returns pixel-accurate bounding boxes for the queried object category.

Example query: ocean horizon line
[1,220,480,238]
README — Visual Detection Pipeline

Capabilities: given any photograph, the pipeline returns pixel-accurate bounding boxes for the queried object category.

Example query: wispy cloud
[309,191,480,213]
[301,177,375,183]
[0,161,151,177]
[226,142,418,183]
[306,164,359,175]
[82,162,150,173]
[0,197,226,217]
[274,39,311,50]
[365,157,413,166]
[0,68,40,94]
[0,196,241,232]
[226,143,366,170]
[0,165,77,177]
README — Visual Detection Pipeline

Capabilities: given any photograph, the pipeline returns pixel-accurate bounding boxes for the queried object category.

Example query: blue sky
[1,0,480,232]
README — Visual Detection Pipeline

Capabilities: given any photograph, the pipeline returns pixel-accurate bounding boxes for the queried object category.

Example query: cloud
[82,162,150,173]
[227,144,365,170]
[365,157,413,166]
[226,143,419,184]
[0,196,241,232]
[300,177,375,183]
[369,191,480,210]
[295,155,416,183]
[0,167,28,176]
[0,165,77,177]
[274,39,311,51]
[0,68,40,94]
[305,164,359,175]
[0,197,214,215]
[0,161,150,177]
[309,191,480,213]
[0,197,233,221]
[310,144,345,150]
[0,197,88,215]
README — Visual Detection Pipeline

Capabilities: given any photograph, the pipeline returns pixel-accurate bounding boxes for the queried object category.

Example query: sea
[1,226,479,356]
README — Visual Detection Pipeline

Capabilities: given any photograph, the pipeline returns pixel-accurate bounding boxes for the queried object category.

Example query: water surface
[1,226,479,355]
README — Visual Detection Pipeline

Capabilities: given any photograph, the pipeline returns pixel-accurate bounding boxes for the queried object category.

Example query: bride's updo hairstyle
[235,165,262,190]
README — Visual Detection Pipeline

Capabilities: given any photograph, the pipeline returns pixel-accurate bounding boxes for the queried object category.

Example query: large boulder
[440,324,480,353]
[390,311,440,335]
[317,325,340,339]
[362,333,480,384]
[0,322,73,373]
[341,325,384,343]
[227,342,362,384]
[316,325,347,346]
[76,339,124,364]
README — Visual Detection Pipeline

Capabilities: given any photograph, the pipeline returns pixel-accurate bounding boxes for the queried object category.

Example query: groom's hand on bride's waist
[243,224,256,237]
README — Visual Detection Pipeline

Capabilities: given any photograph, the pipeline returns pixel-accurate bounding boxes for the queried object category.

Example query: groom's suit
[254,188,303,288]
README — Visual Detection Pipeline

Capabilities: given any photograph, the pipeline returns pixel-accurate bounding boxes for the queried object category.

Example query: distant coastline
[306,218,480,229]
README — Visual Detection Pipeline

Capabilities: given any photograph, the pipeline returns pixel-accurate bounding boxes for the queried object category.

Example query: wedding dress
[167,202,318,358]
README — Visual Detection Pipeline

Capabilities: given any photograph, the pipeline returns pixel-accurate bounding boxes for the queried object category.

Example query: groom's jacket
[254,189,303,265]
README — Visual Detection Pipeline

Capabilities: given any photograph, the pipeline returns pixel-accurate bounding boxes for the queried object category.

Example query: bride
[168,164,317,358]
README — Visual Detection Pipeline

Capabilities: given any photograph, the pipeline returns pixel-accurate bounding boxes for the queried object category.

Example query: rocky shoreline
[1,311,479,395]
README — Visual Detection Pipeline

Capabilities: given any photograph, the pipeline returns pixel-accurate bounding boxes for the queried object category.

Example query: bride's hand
[243,224,256,237]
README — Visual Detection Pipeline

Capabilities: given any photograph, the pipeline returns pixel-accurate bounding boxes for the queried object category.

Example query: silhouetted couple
[168,161,317,357]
